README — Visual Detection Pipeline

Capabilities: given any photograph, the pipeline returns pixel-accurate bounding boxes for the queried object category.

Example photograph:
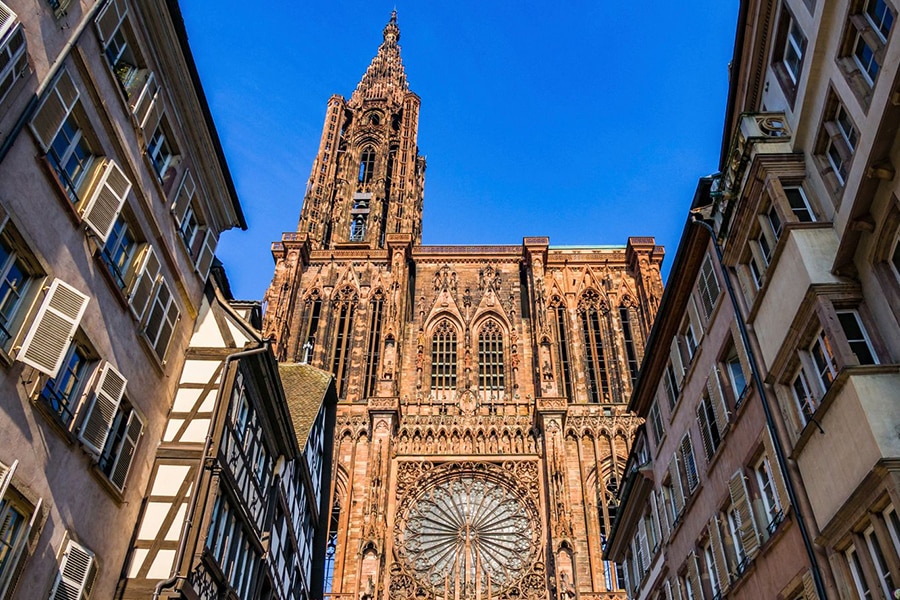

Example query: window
[358,148,375,184]
[95,0,145,95]
[364,292,384,397]
[791,367,818,425]
[703,541,722,597]
[100,214,139,290]
[323,501,340,593]
[172,171,218,280]
[773,7,807,102]
[754,456,783,533]
[477,319,505,401]
[864,525,896,596]
[300,291,322,364]
[808,329,838,394]
[143,278,179,360]
[0,461,41,598]
[697,393,722,461]
[784,186,814,222]
[846,545,873,600]
[723,345,748,406]
[0,4,28,106]
[681,318,698,362]
[49,538,97,600]
[48,113,95,203]
[430,318,457,396]
[330,287,357,398]
[147,119,177,180]
[206,493,260,599]
[39,338,93,427]
[619,305,640,385]
[663,363,680,410]
[0,221,42,352]
[842,0,895,91]
[818,93,858,187]
[349,195,369,242]
[680,434,699,493]
[580,291,612,403]
[697,255,721,318]
[96,398,143,491]
[726,505,747,571]
[836,309,877,365]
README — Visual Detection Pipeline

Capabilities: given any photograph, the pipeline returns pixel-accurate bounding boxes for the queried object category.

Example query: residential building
[119,269,337,600]
[608,0,900,599]
[0,0,244,597]
[261,12,665,599]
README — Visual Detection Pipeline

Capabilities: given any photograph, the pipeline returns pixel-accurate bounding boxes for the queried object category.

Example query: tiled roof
[278,364,333,448]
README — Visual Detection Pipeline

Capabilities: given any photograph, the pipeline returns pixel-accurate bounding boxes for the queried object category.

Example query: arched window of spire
[430,318,457,396]
[579,290,613,403]
[550,296,573,402]
[619,301,640,385]
[330,287,357,399]
[363,291,384,397]
[300,290,322,364]
[477,319,505,402]
[358,148,375,184]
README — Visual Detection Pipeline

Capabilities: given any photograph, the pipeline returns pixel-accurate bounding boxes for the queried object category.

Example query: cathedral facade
[262,13,664,600]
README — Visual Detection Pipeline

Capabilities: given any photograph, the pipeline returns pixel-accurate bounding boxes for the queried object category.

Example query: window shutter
[801,569,816,599]
[639,519,650,572]
[658,490,671,540]
[94,0,126,47]
[650,492,662,548]
[697,403,714,461]
[681,435,697,491]
[109,410,142,491]
[728,470,760,558]
[127,244,160,321]
[81,159,131,243]
[729,322,752,386]
[30,68,80,151]
[0,201,9,234]
[0,459,16,501]
[145,279,179,359]
[762,430,791,511]
[132,71,160,131]
[687,552,704,600]
[687,296,704,336]
[669,457,684,514]
[171,169,195,226]
[17,279,89,378]
[78,362,127,456]
[706,366,730,434]
[669,339,684,385]
[0,2,16,45]
[49,539,97,600]
[709,517,730,594]
[664,579,675,600]
[194,228,217,280]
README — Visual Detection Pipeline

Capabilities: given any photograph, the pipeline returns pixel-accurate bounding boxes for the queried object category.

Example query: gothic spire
[350,10,409,106]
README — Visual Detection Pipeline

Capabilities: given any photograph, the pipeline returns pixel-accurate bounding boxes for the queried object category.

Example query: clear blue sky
[180,2,739,300]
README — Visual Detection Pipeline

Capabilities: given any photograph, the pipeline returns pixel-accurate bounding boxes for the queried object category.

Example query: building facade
[119,273,337,600]
[0,0,244,598]
[262,13,665,600]
[608,0,900,599]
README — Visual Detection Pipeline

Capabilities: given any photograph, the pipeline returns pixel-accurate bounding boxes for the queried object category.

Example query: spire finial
[383,9,400,44]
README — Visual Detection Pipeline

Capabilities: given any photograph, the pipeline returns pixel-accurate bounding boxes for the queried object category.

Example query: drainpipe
[0,0,107,163]
[152,339,272,600]
[689,213,828,600]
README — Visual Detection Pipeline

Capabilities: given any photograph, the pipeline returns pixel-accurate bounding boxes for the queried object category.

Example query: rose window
[400,475,534,591]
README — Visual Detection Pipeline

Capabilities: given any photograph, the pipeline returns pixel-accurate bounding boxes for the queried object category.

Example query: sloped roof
[278,364,333,448]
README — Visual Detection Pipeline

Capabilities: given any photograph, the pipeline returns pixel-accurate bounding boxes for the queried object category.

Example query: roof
[278,364,334,448]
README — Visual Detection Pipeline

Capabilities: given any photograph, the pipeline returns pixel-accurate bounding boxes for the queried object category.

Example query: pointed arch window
[430,318,457,395]
[300,291,322,364]
[620,303,640,385]
[323,499,341,594]
[358,148,375,184]
[364,291,384,397]
[330,287,357,399]
[551,297,573,402]
[580,291,613,403]
[478,319,505,401]
[349,195,369,242]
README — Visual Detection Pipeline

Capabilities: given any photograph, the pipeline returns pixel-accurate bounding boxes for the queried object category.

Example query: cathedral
[262,12,664,600]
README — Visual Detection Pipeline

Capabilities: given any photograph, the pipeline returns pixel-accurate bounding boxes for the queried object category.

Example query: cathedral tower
[263,13,665,600]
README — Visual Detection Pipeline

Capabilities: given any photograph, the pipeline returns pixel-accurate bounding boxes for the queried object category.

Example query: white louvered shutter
[763,430,791,511]
[108,410,142,491]
[0,3,16,47]
[194,228,217,280]
[688,552,704,600]
[707,366,730,434]
[664,579,674,600]
[650,492,662,549]
[127,244,160,321]
[728,470,760,558]
[17,280,89,378]
[709,517,730,594]
[697,403,714,461]
[81,159,131,243]
[687,296,705,336]
[171,169,195,226]
[131,71,160,130]
[669,456,684,514]
[94,0,126,46]
[0,459,15,502]
[30,68,80,151]
[638,519,650,573]
[669,339,684,386]
[49,539,97,600]
[78,362,127,456]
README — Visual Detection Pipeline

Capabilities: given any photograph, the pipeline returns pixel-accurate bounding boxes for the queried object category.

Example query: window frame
[754,455,783,533]
[0,10,27,107]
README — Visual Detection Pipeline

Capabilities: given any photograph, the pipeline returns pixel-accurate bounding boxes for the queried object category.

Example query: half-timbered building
[121,271,336,600]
